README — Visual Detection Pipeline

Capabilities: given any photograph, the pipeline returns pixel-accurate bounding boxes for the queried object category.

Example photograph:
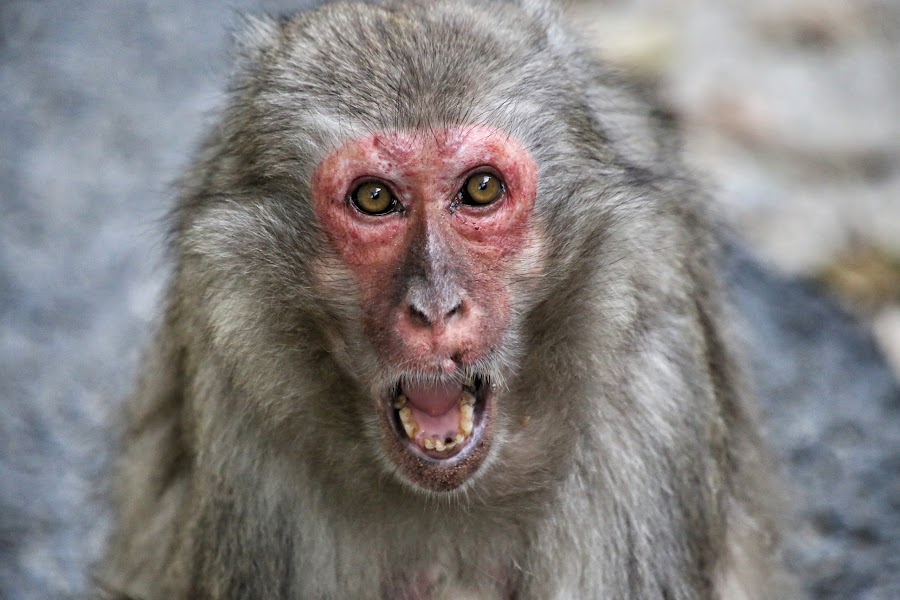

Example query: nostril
[406,298,465,328]
[408,304,431,326]
[446,300,462,319]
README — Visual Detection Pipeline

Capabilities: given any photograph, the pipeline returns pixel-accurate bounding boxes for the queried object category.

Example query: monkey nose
[398,297,473,365]
[406,297,464,329]
[397,288,476,359]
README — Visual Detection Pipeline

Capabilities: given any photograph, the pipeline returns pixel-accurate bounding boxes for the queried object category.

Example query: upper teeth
[459,399,474,436]
[398,406,417,439]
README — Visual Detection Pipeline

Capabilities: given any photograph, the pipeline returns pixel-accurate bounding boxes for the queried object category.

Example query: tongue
[402,379,463,417]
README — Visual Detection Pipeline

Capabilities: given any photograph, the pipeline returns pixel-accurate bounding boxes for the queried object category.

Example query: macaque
[99,0,791,598]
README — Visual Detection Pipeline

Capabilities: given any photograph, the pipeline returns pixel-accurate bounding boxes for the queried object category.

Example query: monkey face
[180,2,592,498]
[311,125,541,491]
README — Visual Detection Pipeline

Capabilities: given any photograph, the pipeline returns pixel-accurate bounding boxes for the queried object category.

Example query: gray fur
[96,1,793,598]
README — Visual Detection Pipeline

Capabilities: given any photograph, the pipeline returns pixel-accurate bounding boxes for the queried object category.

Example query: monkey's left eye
[460,173,504,206]
[350,181,398,215]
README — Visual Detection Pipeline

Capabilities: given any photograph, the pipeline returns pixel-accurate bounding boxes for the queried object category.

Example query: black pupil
[368,186,383,201]
[477,176,491,191]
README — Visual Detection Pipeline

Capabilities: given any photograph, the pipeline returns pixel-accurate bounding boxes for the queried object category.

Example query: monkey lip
[382,374,493,491]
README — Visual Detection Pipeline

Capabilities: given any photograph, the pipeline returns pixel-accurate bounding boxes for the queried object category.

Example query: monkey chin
[378,375,495,493]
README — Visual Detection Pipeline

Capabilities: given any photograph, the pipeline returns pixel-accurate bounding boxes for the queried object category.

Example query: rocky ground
[1,1,897,598]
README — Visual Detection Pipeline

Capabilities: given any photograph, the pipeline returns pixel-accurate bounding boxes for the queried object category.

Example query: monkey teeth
[395,390,477,454]
[424,434,466,452]
[398,405,418,439]
[459,393,475,436]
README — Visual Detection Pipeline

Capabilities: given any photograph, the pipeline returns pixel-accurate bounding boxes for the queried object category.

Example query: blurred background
[1,0,897,598]
[573,0,900,374]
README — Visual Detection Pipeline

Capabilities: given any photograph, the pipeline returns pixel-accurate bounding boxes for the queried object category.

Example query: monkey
[96,0,795,598]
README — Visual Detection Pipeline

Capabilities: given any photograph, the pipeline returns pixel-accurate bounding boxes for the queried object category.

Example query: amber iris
[462,173,503,205]
[352,181,396,215]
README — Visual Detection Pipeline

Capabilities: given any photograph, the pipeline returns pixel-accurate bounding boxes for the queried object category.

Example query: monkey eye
[350,181,398,215]
[459,173,504,206]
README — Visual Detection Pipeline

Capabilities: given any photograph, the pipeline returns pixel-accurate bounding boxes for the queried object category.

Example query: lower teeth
[424,433,467,452]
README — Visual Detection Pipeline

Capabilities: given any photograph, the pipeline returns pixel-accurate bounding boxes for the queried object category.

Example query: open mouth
[392,374,487,456]
[382,373,494,491]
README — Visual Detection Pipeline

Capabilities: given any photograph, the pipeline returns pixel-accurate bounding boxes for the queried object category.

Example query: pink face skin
[311,125,538,375]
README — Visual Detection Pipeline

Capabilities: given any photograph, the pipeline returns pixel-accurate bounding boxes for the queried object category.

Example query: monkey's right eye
[350,181,397,215]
